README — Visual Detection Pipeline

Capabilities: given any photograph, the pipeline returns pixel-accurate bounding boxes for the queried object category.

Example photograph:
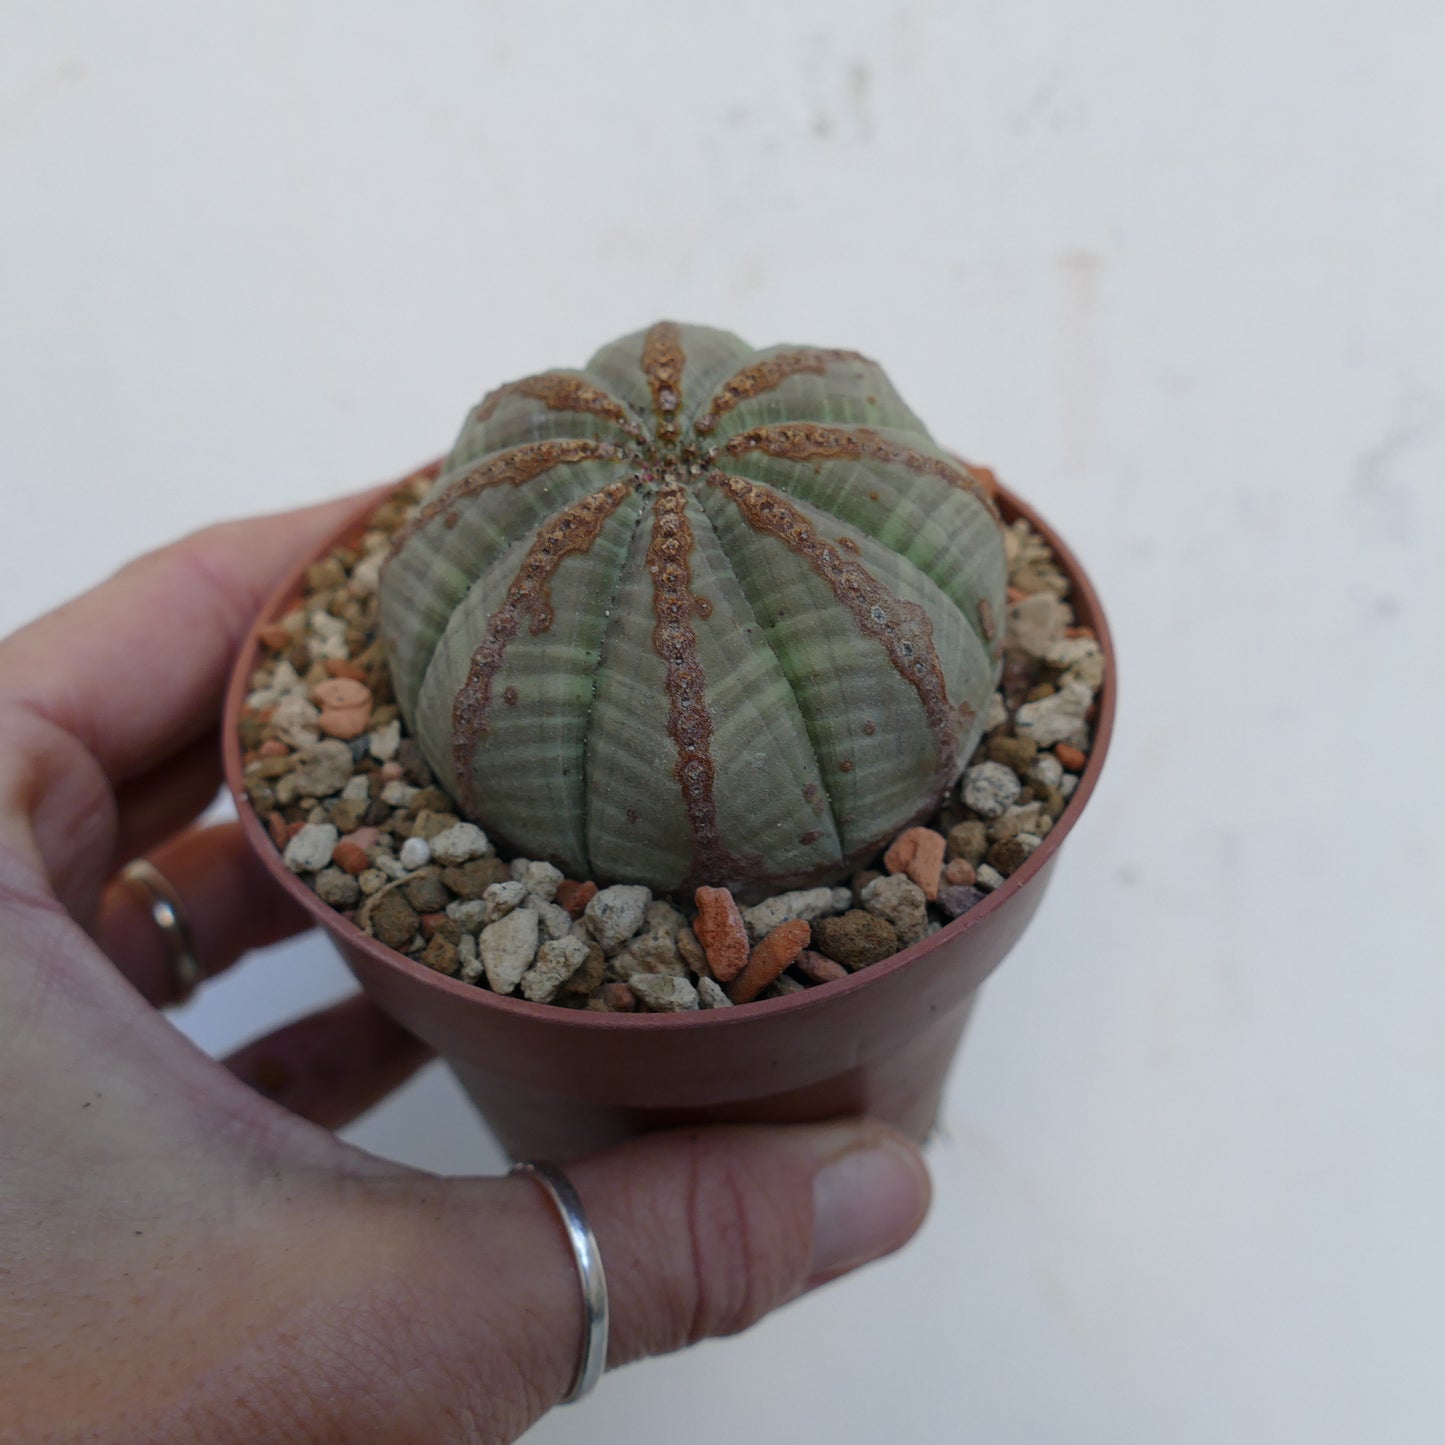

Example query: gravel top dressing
[237,468,1105,1012]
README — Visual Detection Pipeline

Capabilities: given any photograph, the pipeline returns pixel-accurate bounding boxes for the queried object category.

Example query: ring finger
[96,820,313,1006]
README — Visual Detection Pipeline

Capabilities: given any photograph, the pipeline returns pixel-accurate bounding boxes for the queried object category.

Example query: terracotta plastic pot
[223,469,1115,1163]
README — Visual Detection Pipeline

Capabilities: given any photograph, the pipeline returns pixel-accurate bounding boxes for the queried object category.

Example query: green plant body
[379,322,1006,896]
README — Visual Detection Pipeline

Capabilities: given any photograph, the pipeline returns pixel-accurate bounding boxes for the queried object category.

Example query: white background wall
[4,3,1444,1440]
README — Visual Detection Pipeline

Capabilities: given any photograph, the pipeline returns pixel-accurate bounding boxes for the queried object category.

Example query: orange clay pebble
[312,676,373,741]
[258,738,290,758]
[693,885,749,983]
[258,624,291,652]
[728,918,811,1005]
[331,840,371,875]
[266,812,290,849]
[1054,743,1087,772]
[601,982,637,1012]
[555,878,599,918]
[882,825,947,900]
[324,657,371,683]
[943,857,976,887]
[793,948,848,985]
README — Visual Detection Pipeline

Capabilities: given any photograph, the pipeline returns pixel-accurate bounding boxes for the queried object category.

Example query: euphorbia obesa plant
[378,322,1007,896]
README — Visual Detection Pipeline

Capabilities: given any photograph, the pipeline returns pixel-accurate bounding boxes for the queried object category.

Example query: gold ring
[119,859,203,1006]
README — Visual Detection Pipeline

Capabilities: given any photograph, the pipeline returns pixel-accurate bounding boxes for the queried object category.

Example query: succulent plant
[379,322,1006,897]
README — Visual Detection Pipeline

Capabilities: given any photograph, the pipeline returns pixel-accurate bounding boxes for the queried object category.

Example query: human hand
[0,493,931,1443]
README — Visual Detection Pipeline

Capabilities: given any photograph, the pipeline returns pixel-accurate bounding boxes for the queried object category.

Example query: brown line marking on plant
[640,321,686,444]
[450,481,632,808]
[472,372,637,433]
[693,348,871,435]
[386,438,621,565]
[708,470,961,801]
[648,485,735,885]
[723,422,1001,520]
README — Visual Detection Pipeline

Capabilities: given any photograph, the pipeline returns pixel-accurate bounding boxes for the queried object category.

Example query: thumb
[444,1118,931,1429]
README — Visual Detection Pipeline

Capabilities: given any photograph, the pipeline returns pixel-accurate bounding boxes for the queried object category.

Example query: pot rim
[222,461,1116,1033]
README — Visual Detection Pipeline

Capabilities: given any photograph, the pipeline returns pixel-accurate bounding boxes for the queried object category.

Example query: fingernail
[809,1134,931,1281]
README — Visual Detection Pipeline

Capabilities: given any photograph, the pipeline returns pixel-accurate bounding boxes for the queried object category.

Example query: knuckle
[668,1138,800,1346]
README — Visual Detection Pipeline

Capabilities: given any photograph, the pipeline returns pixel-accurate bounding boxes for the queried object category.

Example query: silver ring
[511,1160,609,1403]
[119,859,203,1006]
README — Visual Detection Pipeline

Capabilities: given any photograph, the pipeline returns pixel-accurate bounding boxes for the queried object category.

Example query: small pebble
[601,982,638,1012]
[422,935,460,977]
[442,857,511,898]
[693,886,749,982]
[584,884,652,954]
[370,890,420,950]
[740,886,850,941]
[676,926,707,975]
[373,851,409,880]
[629,974,700,1012]
[314,866,360,908]
[611,928,684,980]
[1015,680,1092,748]
[398,835,432,870]
[331,839,370,875]
[380,779,419,807]
[479,907,541,994]
[273,695,322,749]
[312,677,371,712]
[942,857,976,887]
[975,863,1006,891]
[557,941,606,999]
[882,826,946,900]
[697,977,732,1008]
[520,937,591,1003]
[1054,742,1087,772]
[937,884,986,920]
[946,820,989,866]
[793,949,849,984]
[1006,592,1070,658]
[1027,753,1064,793]
[403,870,449,914]
[457,933,483,984]
[536,902,574,941]
[811,911,899,971]
[645,899,689,936]
[482,880,526,923]
[357,868,387,896]
[860,874,929,946]
[446,898,487,931]
[1061,774,1079,800]
[429,822,492,865]
[283,823,339,874]
[369,719,402,762]
[511,858,563,903]
[729,919,811,1004]
[986,734,1038,775]
[555,879,599,918]
[961,762,1021,820]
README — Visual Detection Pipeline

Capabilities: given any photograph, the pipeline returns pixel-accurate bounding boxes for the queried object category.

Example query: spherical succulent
[379,322,1006,897]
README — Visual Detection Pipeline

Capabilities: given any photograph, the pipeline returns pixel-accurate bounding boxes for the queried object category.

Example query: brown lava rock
[403,869,450,914]
[987,735,1038,774]
[440,858,511,898]
[812,911,900,971]
[987,837,1030,877]
[371,891,420,950]
[422,935,460,976]
[946,820,989,867]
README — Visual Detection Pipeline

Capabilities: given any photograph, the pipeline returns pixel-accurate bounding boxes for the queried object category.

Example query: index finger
[0,487,386,789]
